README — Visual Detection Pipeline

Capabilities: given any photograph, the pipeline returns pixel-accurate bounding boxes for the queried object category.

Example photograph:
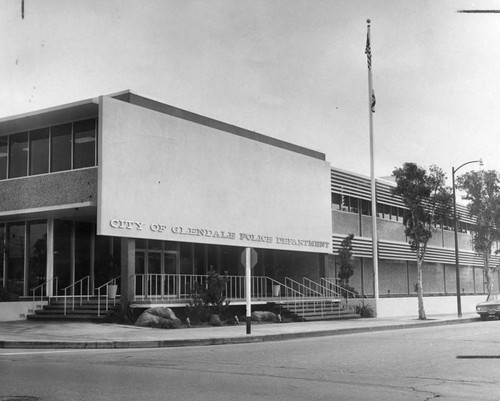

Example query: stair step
[27,314,106,321]
[34,309,106,315]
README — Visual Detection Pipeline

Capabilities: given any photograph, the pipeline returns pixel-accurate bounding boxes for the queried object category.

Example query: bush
[355,303,375,318]
[0,286,19,302]
[104,303,139,324]
[185,269,230,324]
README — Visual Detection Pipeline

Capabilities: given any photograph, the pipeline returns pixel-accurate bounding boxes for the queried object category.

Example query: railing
[96,276,120,317]
[321,277,358,313]
[31,276,58,311]
[133,274,304,302]
[63,275,91,315]
[285,277,322,299]
[303,277,341,299]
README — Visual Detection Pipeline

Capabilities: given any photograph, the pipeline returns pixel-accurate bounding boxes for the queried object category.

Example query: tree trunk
[416,256,426,320]
[484,253,493,296]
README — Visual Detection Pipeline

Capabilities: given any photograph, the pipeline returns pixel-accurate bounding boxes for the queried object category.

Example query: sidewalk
[0,313,479,349]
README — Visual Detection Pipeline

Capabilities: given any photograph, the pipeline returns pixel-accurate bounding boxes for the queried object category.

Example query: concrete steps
[276,299,360,322]
[26,297,118,322]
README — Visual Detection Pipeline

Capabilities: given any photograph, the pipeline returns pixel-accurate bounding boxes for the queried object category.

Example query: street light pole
[452,159,482,318]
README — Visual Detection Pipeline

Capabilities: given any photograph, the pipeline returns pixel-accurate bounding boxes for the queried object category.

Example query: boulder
[135,307,183,329]
[208,314,222,326]
[251,311,277,322]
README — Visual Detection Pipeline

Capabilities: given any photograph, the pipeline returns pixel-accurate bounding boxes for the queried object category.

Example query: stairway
[27,297,118,322]
[276,299,360,321]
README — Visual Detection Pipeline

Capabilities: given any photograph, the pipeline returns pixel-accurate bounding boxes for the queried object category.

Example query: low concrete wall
[374,295,485,318]
[0,301,47,321]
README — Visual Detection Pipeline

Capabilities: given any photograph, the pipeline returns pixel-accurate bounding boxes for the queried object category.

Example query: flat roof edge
[112,92,326,161]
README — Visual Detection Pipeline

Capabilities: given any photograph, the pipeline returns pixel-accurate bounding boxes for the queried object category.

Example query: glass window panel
[180,243,193,274]
[345,257,362,295]
[493,271,500,293]
[380,259,408,295]
[75,222,92,286]
[340,195,348,211]
[29,128,49,175]
[53,220,72,294]
[474,267,485,294]
[383,204,391,220]
[28,222,47,292]
[148,253,162,274]
[422,263,444,294]
[164,241,177,251]
[0,136,7,179]
[444,264,457,294]
[0,224,4,288]
[51,123,72,172]
[95,236,112,286]
[6,223,25,296]
[73,119,96,169]
[332,193,342,210]
[408,262,418,294]
[350,197,359,214]
[376,203,383,218]
[362,258,375,296]
[148,240,162,251]
[193,244,207,275]
[9,132,28,178]
[361,199,371,216]
[460,265,474,294]
[135,251,146,296]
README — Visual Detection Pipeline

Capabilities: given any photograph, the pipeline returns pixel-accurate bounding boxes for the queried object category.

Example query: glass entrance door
[164,252,177,297]
[147,252,162,297]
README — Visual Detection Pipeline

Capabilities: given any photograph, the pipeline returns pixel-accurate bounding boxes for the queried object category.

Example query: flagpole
[366,19,380,313]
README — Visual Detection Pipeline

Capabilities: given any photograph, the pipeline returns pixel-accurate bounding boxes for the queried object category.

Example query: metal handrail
[321,277,358,298]
[285,277,322,298]
[321,277,358,313]
[31,276,58,311]
[132,274,304,301]
[96,276,120,317]
[302,277,342,299]
[63,275,91,315]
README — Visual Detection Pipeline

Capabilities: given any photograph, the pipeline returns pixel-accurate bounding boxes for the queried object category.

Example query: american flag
[365,34,372,69]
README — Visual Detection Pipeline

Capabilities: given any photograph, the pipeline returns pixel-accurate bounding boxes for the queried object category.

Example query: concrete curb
[0,317,479,349]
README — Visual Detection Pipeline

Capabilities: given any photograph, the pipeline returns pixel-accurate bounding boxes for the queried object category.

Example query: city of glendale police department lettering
[108,219,329,249]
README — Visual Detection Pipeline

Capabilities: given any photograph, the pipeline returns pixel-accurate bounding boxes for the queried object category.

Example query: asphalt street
[1,320,500,400]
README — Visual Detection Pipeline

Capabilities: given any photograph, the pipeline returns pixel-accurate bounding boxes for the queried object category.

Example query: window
[51,123,72,172]
[349,196,359,213]
[377,203,384,218]
[9,132,28,178]
[361,199,371,216]
[29,128,49,175]
[6,223,26,296]
[0,137,7,179]
[73,119,96,169]
[332,193,342,210]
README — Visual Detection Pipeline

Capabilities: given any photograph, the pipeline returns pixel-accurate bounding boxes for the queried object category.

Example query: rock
[251,311,277,322]
[208,314,222,326]
[135,307,183,329]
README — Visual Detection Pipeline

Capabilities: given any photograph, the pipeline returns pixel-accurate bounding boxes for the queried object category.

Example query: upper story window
[332,193,371,216]
[0,118,97,180]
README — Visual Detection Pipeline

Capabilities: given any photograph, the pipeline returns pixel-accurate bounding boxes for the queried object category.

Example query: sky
[1,0,499,185]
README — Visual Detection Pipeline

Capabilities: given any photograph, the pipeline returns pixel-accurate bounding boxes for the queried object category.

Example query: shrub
[0,286,19,302]
[104,303,139,324]
[355,303,375,318]
[185,269,230,324]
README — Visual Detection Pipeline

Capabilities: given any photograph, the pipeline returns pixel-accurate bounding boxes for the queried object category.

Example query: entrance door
[164,252,177,297]
[147,252,162,297]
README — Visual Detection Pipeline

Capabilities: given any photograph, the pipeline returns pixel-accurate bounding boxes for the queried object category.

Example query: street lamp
[452,158,483,318]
